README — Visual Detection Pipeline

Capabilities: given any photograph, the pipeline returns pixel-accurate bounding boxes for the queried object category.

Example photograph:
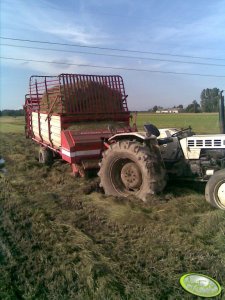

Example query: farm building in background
[156,107,182,113]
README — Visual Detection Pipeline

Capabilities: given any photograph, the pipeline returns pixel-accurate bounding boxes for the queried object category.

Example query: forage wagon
[24,73,225,209]
[24,74,166,200]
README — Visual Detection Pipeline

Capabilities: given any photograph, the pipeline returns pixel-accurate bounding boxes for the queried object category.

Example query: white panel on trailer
[31,112,61,147]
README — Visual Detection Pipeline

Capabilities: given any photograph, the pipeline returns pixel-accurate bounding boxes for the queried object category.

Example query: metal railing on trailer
[28,74,129,119]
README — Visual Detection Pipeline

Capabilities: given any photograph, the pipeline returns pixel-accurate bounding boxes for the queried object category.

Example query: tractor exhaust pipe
[219,91,225,134]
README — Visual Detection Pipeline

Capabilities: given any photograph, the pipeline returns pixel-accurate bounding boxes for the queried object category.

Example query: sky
[0,0,225,110]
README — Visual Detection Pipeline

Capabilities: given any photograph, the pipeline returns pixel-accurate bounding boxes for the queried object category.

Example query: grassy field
[0,117,25,134]
[136,112,220,134]
[0,115,225,299]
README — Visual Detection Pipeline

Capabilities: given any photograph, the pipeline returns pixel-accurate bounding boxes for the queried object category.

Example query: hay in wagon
[40,81,124,114]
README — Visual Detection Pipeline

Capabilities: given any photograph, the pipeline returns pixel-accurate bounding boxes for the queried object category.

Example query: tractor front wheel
[205,169,225,210]
[98,140,166,201]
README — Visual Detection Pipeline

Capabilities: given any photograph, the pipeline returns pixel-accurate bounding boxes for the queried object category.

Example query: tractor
[154,91,225,209]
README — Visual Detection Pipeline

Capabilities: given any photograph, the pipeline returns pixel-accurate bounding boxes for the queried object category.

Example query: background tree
[0,109,24,116]
[200,88,220,112]
[148,105,163,112]
[152,105,158,112]
[185,100,200,113]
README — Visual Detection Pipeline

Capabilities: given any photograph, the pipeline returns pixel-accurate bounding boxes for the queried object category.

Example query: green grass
[136,112,220,134]
[0,116,25,134]
[0,115,225,299]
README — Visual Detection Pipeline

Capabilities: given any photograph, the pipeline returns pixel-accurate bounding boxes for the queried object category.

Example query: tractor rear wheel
[98,140,166,201]
[39,147,53,165]
[205,169,225,210]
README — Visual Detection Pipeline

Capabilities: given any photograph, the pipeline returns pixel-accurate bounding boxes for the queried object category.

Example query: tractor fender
[108,132,156,143]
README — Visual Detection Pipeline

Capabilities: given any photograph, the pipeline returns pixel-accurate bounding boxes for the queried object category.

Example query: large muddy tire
[98,140,166,201]
[205,169,225,210]
[39,147,53,165]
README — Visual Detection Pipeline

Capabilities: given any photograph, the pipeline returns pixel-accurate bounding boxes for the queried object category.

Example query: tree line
[0,88,222,115]
[0,109,24,117]
[149,88,222,113]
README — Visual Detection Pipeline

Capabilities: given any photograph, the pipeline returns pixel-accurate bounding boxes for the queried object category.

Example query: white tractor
[154,92,225,209]
[157,127,225,209]
[99,92,225,210]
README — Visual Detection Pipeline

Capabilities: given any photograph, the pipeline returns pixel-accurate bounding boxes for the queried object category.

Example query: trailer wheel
[98,140,166,201]
[205,169,225,210]
[39,147,53,165]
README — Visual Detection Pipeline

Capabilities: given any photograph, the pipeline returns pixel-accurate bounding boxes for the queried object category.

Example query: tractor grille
[187,137,225,148]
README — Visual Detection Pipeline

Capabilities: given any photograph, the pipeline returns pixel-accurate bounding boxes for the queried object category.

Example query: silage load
[40,81,124,114]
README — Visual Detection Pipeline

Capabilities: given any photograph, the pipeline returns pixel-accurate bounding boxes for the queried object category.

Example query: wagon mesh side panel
[58,74,128,114]
[29,74,128,116]
[29,76,62,113]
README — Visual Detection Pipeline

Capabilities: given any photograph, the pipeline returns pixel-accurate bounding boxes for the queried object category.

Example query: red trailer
[24,74,166,200]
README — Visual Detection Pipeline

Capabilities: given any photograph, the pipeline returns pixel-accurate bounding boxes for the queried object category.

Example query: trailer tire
[205,169,225,210]
[39,147,53,165]
[98,140,166,201]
